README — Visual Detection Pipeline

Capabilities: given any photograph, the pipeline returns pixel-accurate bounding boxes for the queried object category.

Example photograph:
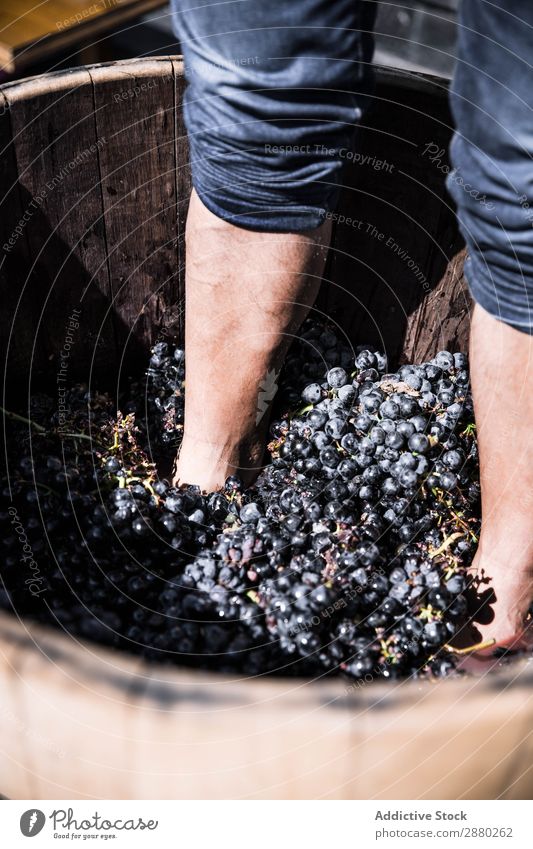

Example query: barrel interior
[0,59,469,403]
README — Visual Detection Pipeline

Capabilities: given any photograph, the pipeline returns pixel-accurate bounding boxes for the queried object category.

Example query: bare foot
[171,189,331,493]
[172,430,267,493]
[454,542,533,665]
[458,306,533,664]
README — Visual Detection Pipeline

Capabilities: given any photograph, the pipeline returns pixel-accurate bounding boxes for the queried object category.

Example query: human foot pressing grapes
[171,189,331,493]
[455,551,533,671]
[455,306,533,665]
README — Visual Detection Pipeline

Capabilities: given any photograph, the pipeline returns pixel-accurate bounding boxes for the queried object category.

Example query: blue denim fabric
[170,0,376,231]
[448,1,533,334]
[172,0,533,333]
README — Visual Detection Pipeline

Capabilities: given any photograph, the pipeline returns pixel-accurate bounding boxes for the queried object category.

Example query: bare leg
[466,304,533,652]
[173,189,331,492]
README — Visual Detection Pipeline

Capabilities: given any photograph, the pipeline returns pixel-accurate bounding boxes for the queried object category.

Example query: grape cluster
[0,321,484,681]
[126,341,185,458]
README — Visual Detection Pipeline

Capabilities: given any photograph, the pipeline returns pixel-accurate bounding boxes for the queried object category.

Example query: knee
[173,1,375,231]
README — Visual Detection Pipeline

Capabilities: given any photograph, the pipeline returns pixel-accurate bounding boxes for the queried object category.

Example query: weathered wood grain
[88,58,179,371]
[166,57,190,343]
[0,0,167,74]
[3,67,117,386]
[0,85,48,398]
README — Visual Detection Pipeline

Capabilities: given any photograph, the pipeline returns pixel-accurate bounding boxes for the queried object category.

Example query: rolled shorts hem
[191,178,336,233]
[465,257,533,336]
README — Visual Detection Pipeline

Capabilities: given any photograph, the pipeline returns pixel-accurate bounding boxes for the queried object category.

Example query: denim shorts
[171,0,533,334]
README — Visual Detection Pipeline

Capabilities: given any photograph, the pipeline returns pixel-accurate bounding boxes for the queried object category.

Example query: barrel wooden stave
[0,57,188,391]
[1,610,533,799]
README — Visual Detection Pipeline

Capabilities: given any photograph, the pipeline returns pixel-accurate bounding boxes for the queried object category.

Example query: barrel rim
[1,609,532,711]
[0,55,449,100]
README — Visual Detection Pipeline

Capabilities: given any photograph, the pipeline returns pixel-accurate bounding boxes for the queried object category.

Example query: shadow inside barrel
[319,78,470,367]
[0,181,169,406]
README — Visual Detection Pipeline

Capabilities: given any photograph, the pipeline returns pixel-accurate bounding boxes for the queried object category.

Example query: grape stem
[444,638,496,655]
[0,405,46,433]
[429,531,464,559]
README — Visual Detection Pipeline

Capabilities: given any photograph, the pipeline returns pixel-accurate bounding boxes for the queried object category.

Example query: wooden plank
[89,58,180,368]
[0,86,49,398]
[129,664,357,799]
[1,610,533,799]
[0,623,38,798]
[0,1,167,74]
[354,675,533,799]
[4,68,117,385]
[403,242,470,362]
[168,57,189,345]
[0,611,147,799]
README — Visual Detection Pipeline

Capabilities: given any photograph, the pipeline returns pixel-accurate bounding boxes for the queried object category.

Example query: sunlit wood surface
[0,0,166,72]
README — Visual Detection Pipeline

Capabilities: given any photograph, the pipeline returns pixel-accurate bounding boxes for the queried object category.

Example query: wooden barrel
[1,610,533,799]
[1,57,531,800]
[0,57,469,391]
